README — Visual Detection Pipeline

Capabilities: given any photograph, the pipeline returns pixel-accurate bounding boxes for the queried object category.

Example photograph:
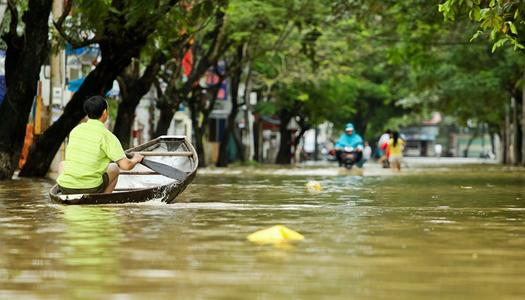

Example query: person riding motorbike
[334,123,364,168]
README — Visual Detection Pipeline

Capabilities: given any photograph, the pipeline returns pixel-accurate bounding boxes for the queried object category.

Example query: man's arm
[117,153,144,171]
[334,134,346,149]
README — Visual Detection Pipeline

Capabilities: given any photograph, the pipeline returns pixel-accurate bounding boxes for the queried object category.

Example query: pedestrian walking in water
[388,131,405,171]
[378,129,391,168]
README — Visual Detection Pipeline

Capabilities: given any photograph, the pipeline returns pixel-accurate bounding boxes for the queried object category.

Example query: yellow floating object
[306,180,322,192]
[247,225,304,244]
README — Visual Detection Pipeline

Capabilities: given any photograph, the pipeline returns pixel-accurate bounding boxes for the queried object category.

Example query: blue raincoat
[335,132,363,149]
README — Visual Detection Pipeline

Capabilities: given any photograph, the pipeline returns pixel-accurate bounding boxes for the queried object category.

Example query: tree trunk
[522,71,525,165]
[154,80,183,137]
[113,101,136,149]
[189,98,206,168]
[114,55,164,149]
[217,47,243,167]
[490,132,496,158]
[313,126,319,161]
[155,108,176,137]
[503,103,510,164]
[352,110,368,139]
[216,101,238,167]
[517,95,524,165]
[291,116,310,162]
[511,97,519,164]
[463,127,478,158]
[253,115,261,162]
[522,99,525,166]
[0,0,53,179]
[275,109,293,164]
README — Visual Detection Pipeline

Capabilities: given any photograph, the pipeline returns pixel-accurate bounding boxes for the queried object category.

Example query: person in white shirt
[377,129,391,167]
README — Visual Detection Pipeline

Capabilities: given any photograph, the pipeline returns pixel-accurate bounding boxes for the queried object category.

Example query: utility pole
[50,0,66,112]
[46,0,67,177]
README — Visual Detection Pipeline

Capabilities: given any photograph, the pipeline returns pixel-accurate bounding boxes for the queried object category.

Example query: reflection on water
[0,166,524,299]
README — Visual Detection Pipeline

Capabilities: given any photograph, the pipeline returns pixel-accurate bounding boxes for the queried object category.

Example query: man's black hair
[83,96,108,119]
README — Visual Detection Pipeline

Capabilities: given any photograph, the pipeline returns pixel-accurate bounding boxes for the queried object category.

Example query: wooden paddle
[126,153,187,181]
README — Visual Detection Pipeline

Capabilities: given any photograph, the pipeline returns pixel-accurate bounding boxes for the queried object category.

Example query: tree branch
[7,0,18,37]
[53,0,104,48]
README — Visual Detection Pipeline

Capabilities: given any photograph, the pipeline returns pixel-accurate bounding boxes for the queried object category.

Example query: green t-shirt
[57,119,125,189]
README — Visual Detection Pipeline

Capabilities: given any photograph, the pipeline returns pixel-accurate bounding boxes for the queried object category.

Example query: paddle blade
[141,159,187,181]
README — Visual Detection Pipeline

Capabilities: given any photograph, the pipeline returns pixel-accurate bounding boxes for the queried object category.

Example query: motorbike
[330,147,363,169]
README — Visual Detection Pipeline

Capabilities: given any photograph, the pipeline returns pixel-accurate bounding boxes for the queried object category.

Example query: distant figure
[378,129,391,168]
[388,131,405,171]
[363,141,372,162]
[57,96,144,194]
[434,144,443,157]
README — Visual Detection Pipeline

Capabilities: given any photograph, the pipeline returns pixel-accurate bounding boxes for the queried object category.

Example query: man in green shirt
[57,96,144,194]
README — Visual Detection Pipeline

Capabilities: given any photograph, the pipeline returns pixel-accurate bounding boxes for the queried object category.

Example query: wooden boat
[49,136,198,205]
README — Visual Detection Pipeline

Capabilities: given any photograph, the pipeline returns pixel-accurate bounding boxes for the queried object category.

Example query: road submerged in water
[0,158,524,299]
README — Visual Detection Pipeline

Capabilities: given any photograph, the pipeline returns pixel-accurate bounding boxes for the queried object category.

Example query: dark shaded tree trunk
[0,0,53,179]
[352,110,368,139]
[154,71,186,137]
[193,72,224,168]
[114,54,165,149]
[113,101,136,149]
[488,125,497,159]
[514,94,525,165]
[463,126,479,158]
[275,109,293,164]
[253,115,261,162]
[313,127,319,161]
[216,97,240,166]
[155,107,177,137]
[503,101,511,164]
[291,117,310,161]
[511,97,520,164]
[217,47,244,167]
[154,76,183,137]
[522,71,525,165]
[188,94,206,167]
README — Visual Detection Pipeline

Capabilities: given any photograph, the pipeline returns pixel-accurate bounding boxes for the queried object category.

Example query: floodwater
[0,164,524,299]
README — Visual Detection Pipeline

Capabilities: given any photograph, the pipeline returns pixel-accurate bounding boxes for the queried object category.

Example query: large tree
[0,0,53,180]
[439,0,525,164]
[112,1,214,148]
[154,4,229,167]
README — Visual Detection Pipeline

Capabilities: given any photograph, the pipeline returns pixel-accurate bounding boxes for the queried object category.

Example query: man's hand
[132,153,144,164]
[118,152,145,170]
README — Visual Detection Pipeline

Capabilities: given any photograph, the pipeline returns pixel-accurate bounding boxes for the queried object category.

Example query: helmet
[345,123,354,131]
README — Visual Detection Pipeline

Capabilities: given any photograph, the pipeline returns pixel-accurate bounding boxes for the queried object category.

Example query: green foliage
[439,0,525,51]
[403,1,525,131]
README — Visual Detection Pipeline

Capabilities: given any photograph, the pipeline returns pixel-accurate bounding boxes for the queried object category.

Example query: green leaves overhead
[440,0,525,51]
